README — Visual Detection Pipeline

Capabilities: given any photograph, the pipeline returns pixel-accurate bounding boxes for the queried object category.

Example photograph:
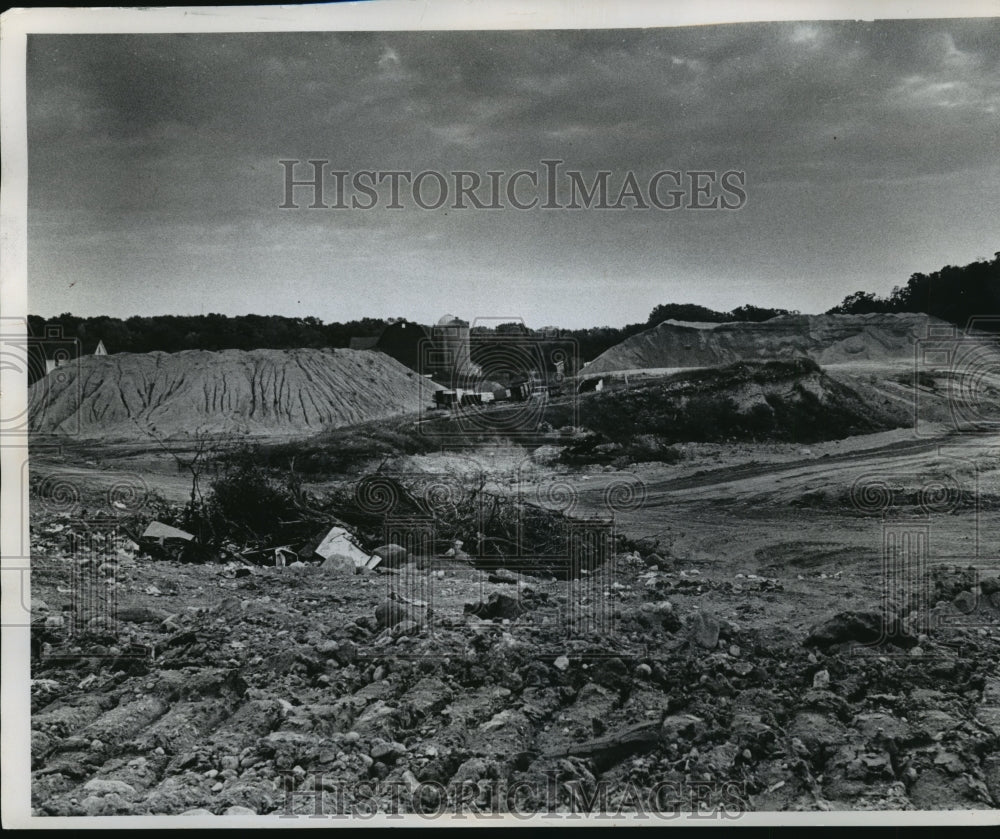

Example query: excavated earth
[26,457,1000,817]
[28,348,437,440]
[21,315,1000,818]
[583,313,963,375]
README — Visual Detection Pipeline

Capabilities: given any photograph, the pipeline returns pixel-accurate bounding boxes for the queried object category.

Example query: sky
[25,20,1000,329]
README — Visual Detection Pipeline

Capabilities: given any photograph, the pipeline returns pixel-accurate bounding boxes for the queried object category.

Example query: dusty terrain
[22,316,1000,817]
[26,423,1000,816]
[29,348,438,440]
[584,313,969,375]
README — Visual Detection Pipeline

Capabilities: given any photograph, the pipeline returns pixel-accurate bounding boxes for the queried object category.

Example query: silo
[432,314,472,378]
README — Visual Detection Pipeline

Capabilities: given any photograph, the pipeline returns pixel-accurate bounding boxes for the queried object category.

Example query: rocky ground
[28,505,1000,817]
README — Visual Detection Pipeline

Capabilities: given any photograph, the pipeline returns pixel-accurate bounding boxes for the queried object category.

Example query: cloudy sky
[26,20,1000,329]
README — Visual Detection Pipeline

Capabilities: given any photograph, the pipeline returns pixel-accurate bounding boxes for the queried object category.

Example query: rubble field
[28,497,1000,816]
[24,382,1000,817]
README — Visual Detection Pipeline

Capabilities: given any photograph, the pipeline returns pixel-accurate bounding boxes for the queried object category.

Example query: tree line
[826,252,1000,330]
[27,303,796,369]
[26,312,387,355]
[27,250,997,379]
[26,304,796,388]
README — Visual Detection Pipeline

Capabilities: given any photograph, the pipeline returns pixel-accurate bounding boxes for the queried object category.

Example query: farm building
[352,315,481,384]
[43,338,107,376]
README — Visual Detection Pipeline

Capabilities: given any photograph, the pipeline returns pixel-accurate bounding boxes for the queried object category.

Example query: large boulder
[979,576,1000,597]
[953,590,977,614]
[321,554,356,576]
[688,611,721,649]
[805,610,882,649]
[372,544,409,568]
[804,610,916,651]
[464,592,524,621]
[375,599,421,629]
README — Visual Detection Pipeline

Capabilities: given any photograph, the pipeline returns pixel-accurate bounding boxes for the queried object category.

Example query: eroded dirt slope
[29,349,437,440]
[585,313,960,375]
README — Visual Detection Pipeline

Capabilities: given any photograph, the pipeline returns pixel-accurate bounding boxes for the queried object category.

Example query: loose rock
[688,611,721,649]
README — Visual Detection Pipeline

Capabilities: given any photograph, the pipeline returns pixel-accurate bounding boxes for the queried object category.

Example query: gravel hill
[29,348,437,440]
[584,313,949,375]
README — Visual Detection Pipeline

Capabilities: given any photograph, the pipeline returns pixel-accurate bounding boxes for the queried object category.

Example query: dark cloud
[25,21,1000,327]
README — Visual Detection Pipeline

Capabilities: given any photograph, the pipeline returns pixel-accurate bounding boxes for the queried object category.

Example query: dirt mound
[550,360,911,463]
[584,313,947,374]
[29,348,437,440]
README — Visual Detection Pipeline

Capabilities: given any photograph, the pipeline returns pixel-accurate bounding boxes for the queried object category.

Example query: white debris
[314,526,377,569]
[141,521,195,542]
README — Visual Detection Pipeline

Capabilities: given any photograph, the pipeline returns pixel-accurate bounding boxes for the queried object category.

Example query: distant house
[348,320,434,373]
[44,338,108,375]
[377,320,433,372]
[347,315,484,382]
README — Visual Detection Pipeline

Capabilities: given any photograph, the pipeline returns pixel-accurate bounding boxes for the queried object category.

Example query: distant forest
[26,304,796,372]
[826,252,1000,327]
[27,251,998,370]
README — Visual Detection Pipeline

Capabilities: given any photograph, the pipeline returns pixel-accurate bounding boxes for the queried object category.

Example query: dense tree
[826,291,884,315]
[729,304,798,322]
[646,302,796,327]
[28,313,386,358]
[646,302,731,325]
[25,313,389,385]
[828,253,1000,330]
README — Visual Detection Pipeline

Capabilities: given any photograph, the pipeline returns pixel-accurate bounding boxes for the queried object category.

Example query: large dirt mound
[584,313,946,374]
[29,348,436,439]
[548,359,911,463]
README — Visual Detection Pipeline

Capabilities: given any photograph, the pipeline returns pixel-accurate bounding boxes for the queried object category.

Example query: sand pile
[29,348,437,439]
[584,313,948,374]
[555,360,912,458]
